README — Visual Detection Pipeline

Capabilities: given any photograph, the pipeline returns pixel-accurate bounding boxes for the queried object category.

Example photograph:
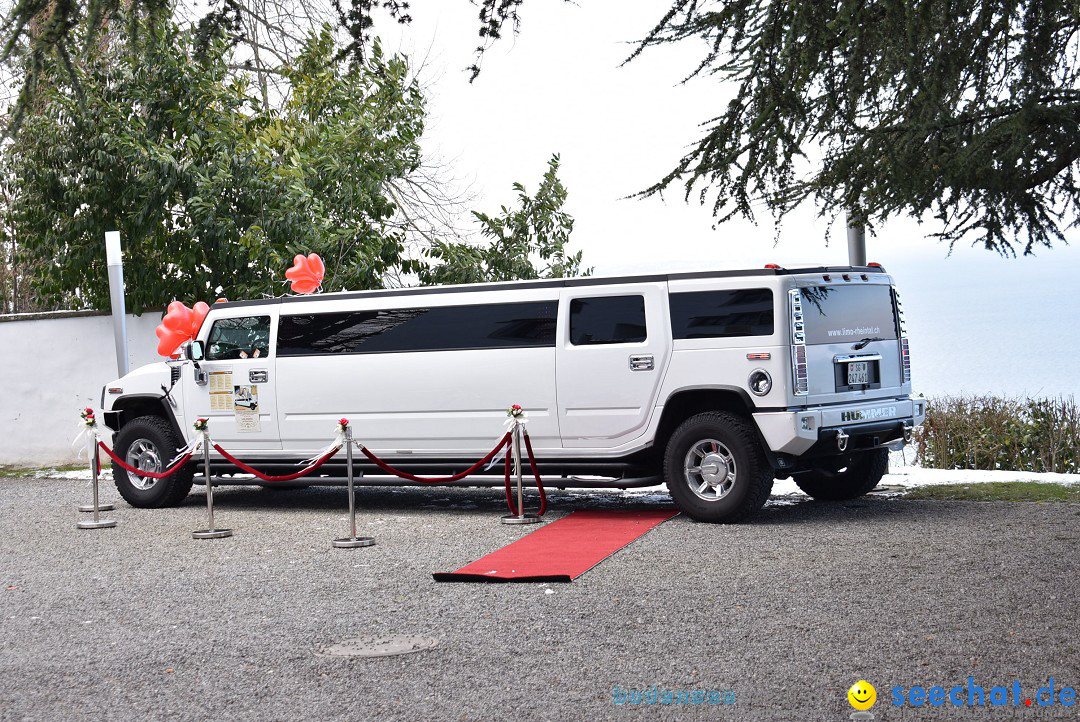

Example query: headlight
[748,369,772,396]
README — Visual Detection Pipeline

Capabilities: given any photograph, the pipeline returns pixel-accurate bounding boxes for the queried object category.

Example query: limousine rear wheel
[794,448,889,501]
[111,415,195,508]
[664,412,773,523]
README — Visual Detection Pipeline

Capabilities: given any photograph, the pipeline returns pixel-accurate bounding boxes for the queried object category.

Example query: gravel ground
[1,476,1077,722]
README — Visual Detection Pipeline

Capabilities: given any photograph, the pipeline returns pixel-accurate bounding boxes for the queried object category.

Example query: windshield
[206,316,271,360]
[799,285,898,345]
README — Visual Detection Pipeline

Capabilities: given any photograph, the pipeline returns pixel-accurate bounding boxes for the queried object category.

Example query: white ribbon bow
[169,433,204,467]
[72,423,99,461]
[300,426,345,467]
[486,415,527,471]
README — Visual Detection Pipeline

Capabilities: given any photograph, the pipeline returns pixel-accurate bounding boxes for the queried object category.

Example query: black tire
[110,415,195,508]
[663,412,774,523]
[793,448,889,501]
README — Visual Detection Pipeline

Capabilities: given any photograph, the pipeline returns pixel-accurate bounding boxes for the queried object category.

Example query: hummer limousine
[99,264,925,522]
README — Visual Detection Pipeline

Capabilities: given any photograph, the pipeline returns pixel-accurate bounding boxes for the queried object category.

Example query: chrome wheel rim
[125,438,162,490]
[683,438,737,501]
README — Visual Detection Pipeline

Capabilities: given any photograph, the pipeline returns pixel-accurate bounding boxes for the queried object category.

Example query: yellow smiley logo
[848,680,877,710]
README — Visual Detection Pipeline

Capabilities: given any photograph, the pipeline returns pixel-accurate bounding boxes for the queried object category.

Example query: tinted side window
[670,289,774,339]
[277,301,557,355]
[569,295,647,346]
[206,316,271,360]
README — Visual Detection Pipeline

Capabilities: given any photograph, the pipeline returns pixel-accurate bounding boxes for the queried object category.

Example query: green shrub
[914,395,1080,473]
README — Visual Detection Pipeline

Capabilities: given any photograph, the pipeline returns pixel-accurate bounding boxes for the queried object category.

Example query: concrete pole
[105,231,129,378]
[9,231,18,313]
[846,212,866,267]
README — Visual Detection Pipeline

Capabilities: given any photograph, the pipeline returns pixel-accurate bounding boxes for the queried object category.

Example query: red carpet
[433,509,680,583]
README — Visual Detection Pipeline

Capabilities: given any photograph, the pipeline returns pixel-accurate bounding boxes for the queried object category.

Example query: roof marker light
[764,264,782,269]
[867,262,882,268]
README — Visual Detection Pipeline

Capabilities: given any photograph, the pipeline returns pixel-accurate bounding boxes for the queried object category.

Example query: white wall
[0,310,164,466]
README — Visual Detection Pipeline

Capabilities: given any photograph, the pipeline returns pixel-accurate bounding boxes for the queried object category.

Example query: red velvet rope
[98,441,194,479]
[504,430,547,516]
[212,443,340,482]
[357,432,512,483]
[99,424,546,515]
[503,441,514,513]
[522,430,548,517]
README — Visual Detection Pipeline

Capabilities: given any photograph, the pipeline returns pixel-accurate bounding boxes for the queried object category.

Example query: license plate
[847,361,869,385]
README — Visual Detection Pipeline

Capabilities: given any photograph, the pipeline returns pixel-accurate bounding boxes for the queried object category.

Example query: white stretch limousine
[100,265,925,522]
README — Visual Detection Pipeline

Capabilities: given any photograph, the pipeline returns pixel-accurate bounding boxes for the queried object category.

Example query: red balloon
[191,302,210,337]
[155,301,210,358]
[161,300,192,334]
[155,326,188,359]
[284,253,325,294]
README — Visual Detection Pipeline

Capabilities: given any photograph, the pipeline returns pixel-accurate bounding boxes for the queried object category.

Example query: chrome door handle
[629,354,654,371]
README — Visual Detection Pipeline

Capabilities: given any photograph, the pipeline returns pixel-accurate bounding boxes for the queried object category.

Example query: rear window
[670,289,773,339]
[799,285,898,345]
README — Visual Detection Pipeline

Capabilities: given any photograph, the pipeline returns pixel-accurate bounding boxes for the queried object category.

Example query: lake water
[884,251,1080,400]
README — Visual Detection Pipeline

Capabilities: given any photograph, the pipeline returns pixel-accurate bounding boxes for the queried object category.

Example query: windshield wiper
[852,337,883,350]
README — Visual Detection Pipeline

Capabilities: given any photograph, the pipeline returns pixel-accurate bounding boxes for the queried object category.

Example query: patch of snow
[34,469,94,480]
[882,466,1080,487]
[771,465,1080,497]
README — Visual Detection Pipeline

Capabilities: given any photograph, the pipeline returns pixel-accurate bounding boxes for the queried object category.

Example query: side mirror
[186,340,204,362]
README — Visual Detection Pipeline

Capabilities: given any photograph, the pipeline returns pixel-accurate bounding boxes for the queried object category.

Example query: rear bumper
[754,397,927,456]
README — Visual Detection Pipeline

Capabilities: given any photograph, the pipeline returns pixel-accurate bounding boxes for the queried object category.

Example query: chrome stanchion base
[332,536,375,549]
[192,529,233,539]
[501,513,542,525]
[78,503,114,512]
[77,519,117,529]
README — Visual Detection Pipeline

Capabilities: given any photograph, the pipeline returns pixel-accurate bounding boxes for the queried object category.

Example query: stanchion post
[333,426,374,548]
[78,438,114,513]
[77,433,116,530]
[192,431,232,539]
[502,422,541,525]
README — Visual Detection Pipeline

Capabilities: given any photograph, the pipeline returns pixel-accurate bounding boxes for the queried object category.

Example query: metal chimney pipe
[846,214,867,267]
[105,231,129,378]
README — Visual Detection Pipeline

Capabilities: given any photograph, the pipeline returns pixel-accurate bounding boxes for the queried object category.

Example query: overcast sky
[375,2,1079,268]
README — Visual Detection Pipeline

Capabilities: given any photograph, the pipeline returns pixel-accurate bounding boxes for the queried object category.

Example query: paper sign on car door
[233,384,261,432]
[209,369,233,411]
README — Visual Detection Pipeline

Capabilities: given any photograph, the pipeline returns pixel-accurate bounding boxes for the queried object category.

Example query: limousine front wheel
[664,412,773,523]
[111,415,195,508]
